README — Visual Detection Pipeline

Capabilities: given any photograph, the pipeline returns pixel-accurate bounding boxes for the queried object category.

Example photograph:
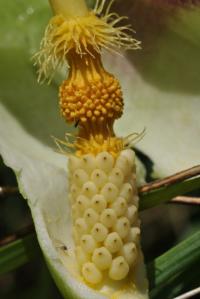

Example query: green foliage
[0,234,38,275]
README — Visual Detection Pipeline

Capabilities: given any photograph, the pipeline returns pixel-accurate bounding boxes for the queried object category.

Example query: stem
[49,0,88,17]
[171,196,200,205]
[0,224,34,247]
[139,165,200,194]
[139,176,200,210]
[0,186,19,197]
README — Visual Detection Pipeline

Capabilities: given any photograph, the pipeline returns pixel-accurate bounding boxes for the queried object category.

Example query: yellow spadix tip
[34,0,141,83]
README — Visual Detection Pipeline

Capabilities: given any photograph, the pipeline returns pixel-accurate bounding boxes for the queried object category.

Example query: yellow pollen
[35,0,142,157]
[59,52,123,141]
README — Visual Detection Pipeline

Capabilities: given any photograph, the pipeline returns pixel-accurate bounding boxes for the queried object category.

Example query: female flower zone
[35,0,148,298]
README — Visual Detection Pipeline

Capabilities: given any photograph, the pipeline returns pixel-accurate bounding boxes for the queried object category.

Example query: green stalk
[139,176,200,210]
[0,233,39,275]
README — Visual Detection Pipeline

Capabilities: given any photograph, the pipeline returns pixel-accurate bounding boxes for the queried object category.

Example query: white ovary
[73,169,89,187]
[75,246,90,266]
[109,256,129,280]
[91,194,107,213]
[82,262,103,284]
[91,169,107,188]
[70,149,141,284]
[76,195,90,214]
[75,218,88,235]
[111,197,127,216]
[84,208,99,227]
[101,182,119,204]
[91,223,108,242]
[92,247,112,270]
[108,167,124,187]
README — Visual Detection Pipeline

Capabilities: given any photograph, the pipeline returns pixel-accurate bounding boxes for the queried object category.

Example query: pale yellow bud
[121,242,137,266]
[75,218,88,235]
[120,149,135,168]
[115,217,130,239]
[120,183,133,203]
[70,184,80,199]
[127,205,137,224]
[82,154,97,173]
[82,262,103,284]
[76,195,90,214]
[91,169,107,188]
[115,155,131,177]
[91,223,108,242]
[91,194,107,213]
[73,169,89,187]
[111,197,127,217]
[101,183,119,204]
[75,246,90,266]
[109,167,124,187]
[104,232,122,253]
[84,208,99,227]
[109,256,129,280]
[96,152,114,173]
[82,181,97,198]
[100,209,117,228]
[126,227,141,245]
[81,234,97,253]
[69,156,82,172]
[92,247,112,270]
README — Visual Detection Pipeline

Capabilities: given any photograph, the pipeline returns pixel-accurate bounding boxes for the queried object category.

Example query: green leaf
[139,176,200,210]
[0,233,38,275]
[148,230,200,298]
[105,0,200,177]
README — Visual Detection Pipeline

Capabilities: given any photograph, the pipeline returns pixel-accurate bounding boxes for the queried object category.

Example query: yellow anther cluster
[69,149,140,285]
[34,0,140,82]
[59,74,123,127]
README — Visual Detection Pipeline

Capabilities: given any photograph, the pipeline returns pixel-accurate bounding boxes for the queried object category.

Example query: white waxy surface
[82,154,97,173]
[111,197,127,217]
[69,150,142,284]
[76,246,89,266]
[104,232,123,253]
[121,242,137,265]
[109,256,129,280]
[91,223,108,242]
[96,151,114,173]
[127,205,137,224]
[81,234,97,253]
[115,217,130,239]
[82,181,97,198]
[91,194,107,213]
[120,183,133,203]
[82,262,102,284]
[75,218,88,235]
[109,167,124,186]
[100,209,117,228]
[120,149,135,168]
[84,208,99,227]
[101,182,119,204]
[92,247,112,270]
[76,195,90,214]
[73,169,89,187]
[91,169,107,188]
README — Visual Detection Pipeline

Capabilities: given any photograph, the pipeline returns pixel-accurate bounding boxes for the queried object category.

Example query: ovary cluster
[68,148,141,284]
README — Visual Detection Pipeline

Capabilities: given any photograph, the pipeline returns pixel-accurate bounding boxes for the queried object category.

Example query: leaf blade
[139,176,200,210]
[0,233,39,275]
